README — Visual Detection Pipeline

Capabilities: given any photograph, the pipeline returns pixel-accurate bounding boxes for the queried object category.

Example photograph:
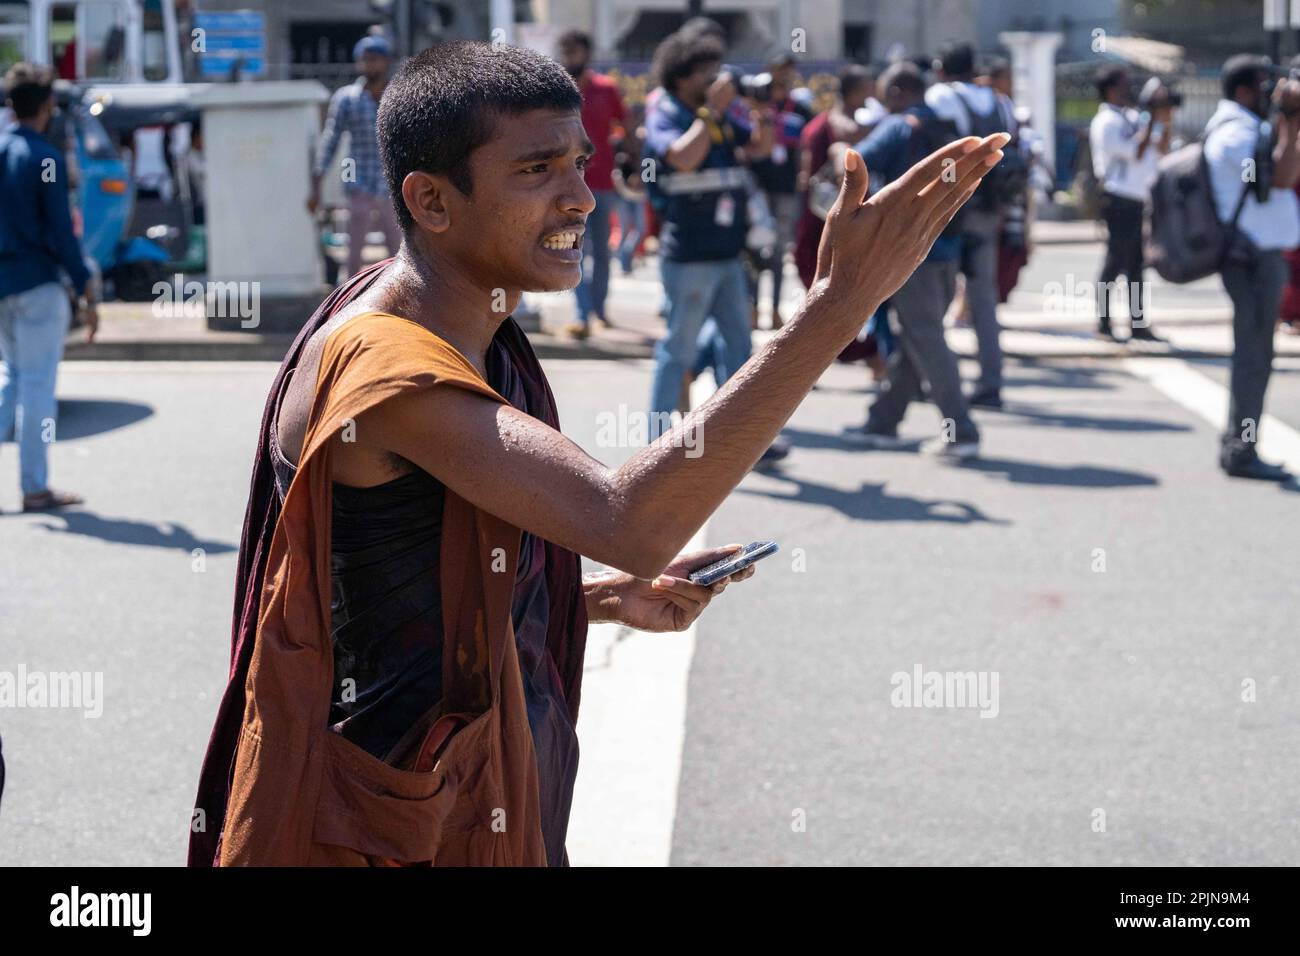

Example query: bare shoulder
[275,304,374,466]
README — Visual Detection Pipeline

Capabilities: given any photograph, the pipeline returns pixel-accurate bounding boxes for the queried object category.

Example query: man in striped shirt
[309,36,399,281]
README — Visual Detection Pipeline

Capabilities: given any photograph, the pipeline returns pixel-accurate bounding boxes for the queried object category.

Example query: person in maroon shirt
[558,30,627,338]
[794,65,873,290]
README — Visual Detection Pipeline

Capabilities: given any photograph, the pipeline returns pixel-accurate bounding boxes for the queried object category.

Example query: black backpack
[951,85,1029,211]
[1145,137,1254,284]
[904,108,966,237]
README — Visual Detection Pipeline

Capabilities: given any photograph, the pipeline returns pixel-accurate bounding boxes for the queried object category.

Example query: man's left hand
[584,544,758,633]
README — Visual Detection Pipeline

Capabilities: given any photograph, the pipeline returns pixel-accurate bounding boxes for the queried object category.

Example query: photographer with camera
[1089,67,1173,342]
[642,31,767,444]
[1202,54,1300,480]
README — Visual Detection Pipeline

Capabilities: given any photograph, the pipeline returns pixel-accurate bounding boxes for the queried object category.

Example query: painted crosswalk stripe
[1124,356,1300,473]
[566,376,717,865]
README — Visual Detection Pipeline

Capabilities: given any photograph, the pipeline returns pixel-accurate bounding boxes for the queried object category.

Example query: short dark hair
[377,41,581,232]
[1095,65,1128,99]
[837,64,873,101]
[557,29,591,53]
[935,41,975,79]
[651,30,724,95]
[880,61,926,98]
[1221,53,1271,100]
[3,62,54,120]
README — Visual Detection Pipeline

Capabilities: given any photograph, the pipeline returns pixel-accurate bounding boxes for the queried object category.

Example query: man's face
[358,52,390,84]
[1109,74,1131,105]
[1247,70,1271,116]
[879,78,913,114]
[842,81,863,111]
[559,43,589,79]
[677,60,720,107]
[437,108,595,295]
[842,81,868,112]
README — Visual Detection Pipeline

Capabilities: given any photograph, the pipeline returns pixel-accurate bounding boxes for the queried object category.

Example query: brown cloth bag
[218,311,547,865]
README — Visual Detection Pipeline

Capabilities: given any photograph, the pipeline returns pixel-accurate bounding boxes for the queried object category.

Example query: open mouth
[541,230,582,251]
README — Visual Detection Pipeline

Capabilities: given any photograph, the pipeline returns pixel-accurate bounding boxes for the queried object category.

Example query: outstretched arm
[364,135,1009,579]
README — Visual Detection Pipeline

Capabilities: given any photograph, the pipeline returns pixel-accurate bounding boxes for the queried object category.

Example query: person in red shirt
[558,30,627,339]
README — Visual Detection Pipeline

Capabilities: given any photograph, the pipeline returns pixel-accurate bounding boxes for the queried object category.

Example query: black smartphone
[688,540,779,586]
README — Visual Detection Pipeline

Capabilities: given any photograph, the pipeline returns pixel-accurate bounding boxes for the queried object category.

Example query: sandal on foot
[22,489,84,512]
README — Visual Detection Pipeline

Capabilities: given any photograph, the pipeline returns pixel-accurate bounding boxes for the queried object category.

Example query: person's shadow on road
[54,398,153,439]
[992,405,1191,434]
[26,511,237,554]
[957,456,1158,488]
[738,473,1008,525]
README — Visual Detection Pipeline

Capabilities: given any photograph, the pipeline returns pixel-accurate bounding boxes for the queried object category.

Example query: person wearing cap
[309,34,399,281]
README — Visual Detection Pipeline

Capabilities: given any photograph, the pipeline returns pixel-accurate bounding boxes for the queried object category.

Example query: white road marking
[566,378,716,866]
[1124,356,1300,472]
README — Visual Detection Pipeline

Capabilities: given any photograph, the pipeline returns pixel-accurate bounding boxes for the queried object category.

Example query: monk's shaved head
[378,41,582,232]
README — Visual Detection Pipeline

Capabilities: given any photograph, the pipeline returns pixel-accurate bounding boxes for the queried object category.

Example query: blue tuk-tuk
[47,80,170,299]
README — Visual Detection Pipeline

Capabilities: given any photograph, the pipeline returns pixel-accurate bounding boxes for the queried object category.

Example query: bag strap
[1229,175,1253,229]
[1218,162,1255,268]
[1203,119,1256,265]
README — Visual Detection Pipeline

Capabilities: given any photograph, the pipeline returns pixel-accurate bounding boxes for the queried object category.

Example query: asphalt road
[1,329,1297,866]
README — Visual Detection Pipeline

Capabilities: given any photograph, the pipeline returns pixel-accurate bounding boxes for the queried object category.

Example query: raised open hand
[813,133,1010,311]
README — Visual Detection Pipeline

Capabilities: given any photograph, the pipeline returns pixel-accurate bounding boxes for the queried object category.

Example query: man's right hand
[307,188,322,215]
[706,74,736,115]
[813,133,1009,313]
[1277,77,1300,118]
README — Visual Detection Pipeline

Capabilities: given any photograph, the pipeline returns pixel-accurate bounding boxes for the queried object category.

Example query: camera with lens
[737,71,774,104]
[1279,68,1300,117]
[1137,76,1182,111]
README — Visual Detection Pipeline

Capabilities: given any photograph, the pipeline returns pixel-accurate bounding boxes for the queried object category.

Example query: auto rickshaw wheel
[109,260,168,302]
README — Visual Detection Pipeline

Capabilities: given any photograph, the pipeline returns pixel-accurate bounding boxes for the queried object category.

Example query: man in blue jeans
[841,62,980,459]
[643,30,785,462]
[0,63,95,511]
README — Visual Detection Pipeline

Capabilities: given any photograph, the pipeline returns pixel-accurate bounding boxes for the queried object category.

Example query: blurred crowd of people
[5,19,1298,517]
[563,20,1295,479]
[625,25,1038,462]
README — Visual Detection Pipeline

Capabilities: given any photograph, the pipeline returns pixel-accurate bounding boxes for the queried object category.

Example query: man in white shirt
[926,43,1017,409]
[1203,54,1300,480]
[1089,66,1170,341]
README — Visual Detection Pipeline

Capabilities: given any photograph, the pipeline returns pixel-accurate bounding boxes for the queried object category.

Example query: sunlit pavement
[3,234,1298,864]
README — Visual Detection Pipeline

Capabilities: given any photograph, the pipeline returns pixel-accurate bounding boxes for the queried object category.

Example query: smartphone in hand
[688,540,779,586]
